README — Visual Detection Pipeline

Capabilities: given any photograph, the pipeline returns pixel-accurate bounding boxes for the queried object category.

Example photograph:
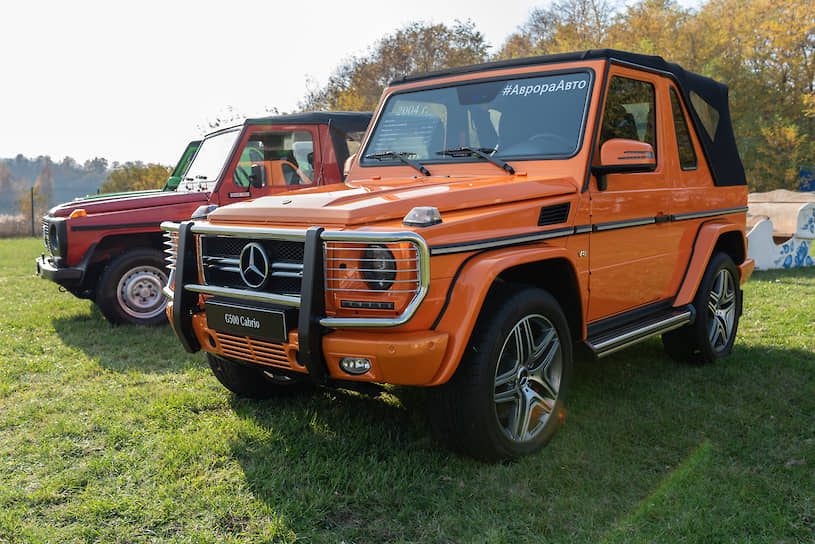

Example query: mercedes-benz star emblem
[239,242,269,288]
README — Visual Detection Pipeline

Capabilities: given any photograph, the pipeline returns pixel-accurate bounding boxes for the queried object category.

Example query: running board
[585,306,695,358]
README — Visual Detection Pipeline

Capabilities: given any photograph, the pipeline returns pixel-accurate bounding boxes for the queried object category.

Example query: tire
[662,252,741,364]
[95,248,169,326]
[430,285,573,461]
[206,353,310,399]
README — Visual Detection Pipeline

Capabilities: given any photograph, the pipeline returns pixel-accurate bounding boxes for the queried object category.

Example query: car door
[224,126,321,202]
[587,67,681,321]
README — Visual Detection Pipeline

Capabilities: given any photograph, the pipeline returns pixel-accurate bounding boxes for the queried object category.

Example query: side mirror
[591,139,656,190]
[249,164,266,189]
[343,153,357,177]
[164,175,182,191]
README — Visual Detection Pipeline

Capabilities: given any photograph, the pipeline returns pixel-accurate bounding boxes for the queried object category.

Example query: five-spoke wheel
[430,286,572,461]
[663,252,742,363]
[493,314,563,444]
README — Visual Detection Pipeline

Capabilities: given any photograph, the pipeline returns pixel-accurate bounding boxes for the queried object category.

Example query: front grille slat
[163,231,179,269]
[215,332,293,369]
[200,237,305,294]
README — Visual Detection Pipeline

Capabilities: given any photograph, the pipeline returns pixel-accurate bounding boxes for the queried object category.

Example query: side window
[670,87,698,170]
[600,76,657,157]
[233,130,315,188]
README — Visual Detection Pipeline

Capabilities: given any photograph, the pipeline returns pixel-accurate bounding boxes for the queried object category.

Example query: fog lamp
[340,357,372,375]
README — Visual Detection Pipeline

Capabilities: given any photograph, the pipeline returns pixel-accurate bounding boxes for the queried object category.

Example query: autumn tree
[498,0,618,58]
[606,0,696,64]
[300,20,489,112]
[100,162,172,193]
[16,177,49,222]
[34,159,54,204]
[691,0,815,190]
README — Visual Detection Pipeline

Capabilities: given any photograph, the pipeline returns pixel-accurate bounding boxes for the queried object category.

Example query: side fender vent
[538,203,571,226]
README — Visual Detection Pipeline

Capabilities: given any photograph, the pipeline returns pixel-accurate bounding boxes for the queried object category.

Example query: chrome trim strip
[185,284,301,307]
[574,225,592,234]
[672,206,748,222]
[593,217,656,232]
[589,310,692,357]
[320,283,429,329]
[162,285,174,300]
[161,221,180,233]
[430,227,573,256]
[190,222,307,241]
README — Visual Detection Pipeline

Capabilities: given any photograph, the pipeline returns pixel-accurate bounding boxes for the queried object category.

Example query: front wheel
[430,286,573,461]
[662,252,741,363]
[96,248,169,326]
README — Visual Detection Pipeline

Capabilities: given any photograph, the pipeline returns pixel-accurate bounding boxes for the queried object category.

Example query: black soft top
[392,49,745,187]
[245,111,372,135]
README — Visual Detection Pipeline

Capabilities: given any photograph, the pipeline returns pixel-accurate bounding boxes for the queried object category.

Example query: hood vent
[538,203,571,226]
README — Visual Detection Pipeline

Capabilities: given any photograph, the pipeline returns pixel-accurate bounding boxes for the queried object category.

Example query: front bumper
[165,220,437,385]
[36,255,82,286]
[174,306,449,385]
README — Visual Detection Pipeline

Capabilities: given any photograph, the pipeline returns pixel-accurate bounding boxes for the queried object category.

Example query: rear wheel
[206,353,310,399]
[96,248,168,325]
[662,252,741,363]
[431,286,572,461]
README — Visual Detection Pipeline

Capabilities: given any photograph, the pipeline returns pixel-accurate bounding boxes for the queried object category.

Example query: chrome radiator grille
[42,219,51,254]
[200,236,305,294]
[163,231,179,270]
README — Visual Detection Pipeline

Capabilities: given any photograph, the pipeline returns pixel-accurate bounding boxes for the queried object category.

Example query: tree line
[0,155,170,218]
[301,0,814,192]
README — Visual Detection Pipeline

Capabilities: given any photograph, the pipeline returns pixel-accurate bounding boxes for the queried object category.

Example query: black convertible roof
[245,111,372,135]
[391,49,745,187]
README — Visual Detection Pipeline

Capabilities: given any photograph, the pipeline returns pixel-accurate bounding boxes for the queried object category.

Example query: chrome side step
[585,307,695,358]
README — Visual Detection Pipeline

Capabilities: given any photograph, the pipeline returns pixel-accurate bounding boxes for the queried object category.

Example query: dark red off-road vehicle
[37,112,371,325]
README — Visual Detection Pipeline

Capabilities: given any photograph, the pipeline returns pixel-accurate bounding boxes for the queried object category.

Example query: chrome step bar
[586,307,695,358]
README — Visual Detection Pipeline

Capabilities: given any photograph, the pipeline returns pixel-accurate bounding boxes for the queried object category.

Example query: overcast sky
[1,0,699,167]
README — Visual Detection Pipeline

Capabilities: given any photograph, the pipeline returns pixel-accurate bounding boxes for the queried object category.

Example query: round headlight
[361,244,396,291]
[48,224,60,255]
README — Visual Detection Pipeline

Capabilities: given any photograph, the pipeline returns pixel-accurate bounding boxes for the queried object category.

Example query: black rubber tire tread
[662,252,741,364]
[95,248,168,326]
[206,353,310,400]
[429,283,573,461]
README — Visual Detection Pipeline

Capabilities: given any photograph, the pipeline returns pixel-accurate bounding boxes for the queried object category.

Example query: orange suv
[162,50,754,460]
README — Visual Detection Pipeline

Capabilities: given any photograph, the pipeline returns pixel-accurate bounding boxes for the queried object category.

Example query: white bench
[747,190,815,270]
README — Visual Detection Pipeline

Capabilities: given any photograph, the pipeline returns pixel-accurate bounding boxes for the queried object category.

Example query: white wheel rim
[116,265,168,320]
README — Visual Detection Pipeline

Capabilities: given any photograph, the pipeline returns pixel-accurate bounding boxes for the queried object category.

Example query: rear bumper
[738,258,755,284]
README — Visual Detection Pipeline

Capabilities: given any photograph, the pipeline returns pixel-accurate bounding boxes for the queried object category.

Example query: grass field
[0,237,813,543]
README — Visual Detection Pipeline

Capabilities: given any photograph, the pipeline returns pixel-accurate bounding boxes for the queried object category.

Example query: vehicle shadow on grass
[224,339,815,543]
[50,310,198,374]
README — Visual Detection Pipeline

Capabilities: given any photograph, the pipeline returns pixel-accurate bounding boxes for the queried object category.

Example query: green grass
[1,237,813,543]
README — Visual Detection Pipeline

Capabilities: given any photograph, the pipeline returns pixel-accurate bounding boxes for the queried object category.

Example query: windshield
[175,128,240,192]
[361,70,593,168]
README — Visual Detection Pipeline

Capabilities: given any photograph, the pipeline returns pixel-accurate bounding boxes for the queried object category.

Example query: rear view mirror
[592,139,657,190]
[343,153,357,177]
[599,138,656,169]
[249,164,266,189]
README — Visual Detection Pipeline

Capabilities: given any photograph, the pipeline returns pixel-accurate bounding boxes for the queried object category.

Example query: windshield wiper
[438,146,515,175]
[364,151,431,177]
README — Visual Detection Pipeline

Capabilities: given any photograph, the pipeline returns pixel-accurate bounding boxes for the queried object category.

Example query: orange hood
[207,174,579,227]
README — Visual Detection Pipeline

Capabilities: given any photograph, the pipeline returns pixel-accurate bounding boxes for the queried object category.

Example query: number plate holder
[205,297,296,343]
